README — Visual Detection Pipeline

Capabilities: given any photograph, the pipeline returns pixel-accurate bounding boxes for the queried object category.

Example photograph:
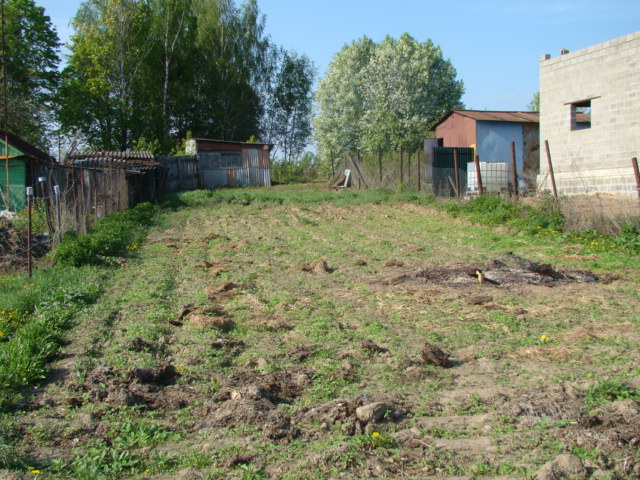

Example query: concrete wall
[538,31,640,196]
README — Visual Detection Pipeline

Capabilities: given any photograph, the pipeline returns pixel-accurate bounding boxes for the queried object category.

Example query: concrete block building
[538,31,640,196]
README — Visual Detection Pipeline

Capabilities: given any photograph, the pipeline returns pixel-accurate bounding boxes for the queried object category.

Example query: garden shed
[186,138,272,188]
[0,131,55,211]
[432,110,540,188]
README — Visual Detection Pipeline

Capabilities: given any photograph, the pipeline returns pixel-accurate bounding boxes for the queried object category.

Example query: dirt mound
[498,384,583,426]
[384,253,600,288]
[296,259,334,273]
[295,395,408,435]
[199,368,310,440]
[205,282,247,299]
[202,397,297,440]
[67,364,194,410]
[248,313,292,330]
[214,368,310,404]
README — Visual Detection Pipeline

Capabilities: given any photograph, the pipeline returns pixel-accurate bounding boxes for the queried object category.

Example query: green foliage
[442,194,564,233]
[4,0,61,147]
[0,267,103,409]
[271,152,323,183]
[12,198,50,234]
[314,33,464,158]
[584,380,640,408]
[52,202,159,266]
[528,91,540,112]
[262,50,315,162]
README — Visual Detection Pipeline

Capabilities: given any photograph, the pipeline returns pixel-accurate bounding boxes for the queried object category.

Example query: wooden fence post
[416,150,421,192]
[378,144,382,186]
[632,157,640,201]
[544,140,558,200]
[474,154,484,195]
[399,145,403,187]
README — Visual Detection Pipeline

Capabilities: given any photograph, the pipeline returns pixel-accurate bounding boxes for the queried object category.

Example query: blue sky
[38,0,639,111]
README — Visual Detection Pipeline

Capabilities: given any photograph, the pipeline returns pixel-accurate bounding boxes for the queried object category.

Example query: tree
[263,50,314,162]
[58,0,152,150]
[314,34,464,157]
[528,91,540,112]
[1,0,60,148]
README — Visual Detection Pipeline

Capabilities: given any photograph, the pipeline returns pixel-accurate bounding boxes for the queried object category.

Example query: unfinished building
[538,31,640,196]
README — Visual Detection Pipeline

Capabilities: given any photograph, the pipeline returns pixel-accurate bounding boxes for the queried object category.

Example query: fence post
[474,154,484,195]
[544,140,558,200]
[416,150,421,192]
[399,145,403,187]
[53,185,62,243]
[510,141,519,200]
[407,149,412,187]
[632,157,640,201]
[378,144,382,186]
[453,148,460,199]
[26,187,33,278]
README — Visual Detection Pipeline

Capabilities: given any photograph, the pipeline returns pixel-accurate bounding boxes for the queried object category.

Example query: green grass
[1,184,639,479]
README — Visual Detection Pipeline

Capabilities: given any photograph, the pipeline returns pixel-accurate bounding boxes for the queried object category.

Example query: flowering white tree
[314,33,464,157]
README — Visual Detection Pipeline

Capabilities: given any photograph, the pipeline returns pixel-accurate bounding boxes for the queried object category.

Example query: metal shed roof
[431,110,540,131]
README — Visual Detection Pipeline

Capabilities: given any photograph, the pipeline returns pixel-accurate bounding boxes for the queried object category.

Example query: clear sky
[38,0,640,111]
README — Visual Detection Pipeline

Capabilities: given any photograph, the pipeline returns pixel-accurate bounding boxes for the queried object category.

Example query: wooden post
[407,148,412,187]
[416,150,421,192]
[399,145,403,186]
[544,140,558,199]
[453,148,460,199]
[632,157,640,201]
[26,187,33,278]
[378,144,382,186]
[474,154,484,195]
[510,141,519,200]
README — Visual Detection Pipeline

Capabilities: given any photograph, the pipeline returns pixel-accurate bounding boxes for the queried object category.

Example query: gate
[432,147,474,197]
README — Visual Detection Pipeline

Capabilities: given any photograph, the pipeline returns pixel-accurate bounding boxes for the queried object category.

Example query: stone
[355,402,388,424]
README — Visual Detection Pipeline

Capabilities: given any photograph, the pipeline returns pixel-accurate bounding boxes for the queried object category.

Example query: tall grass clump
[0,267,103,410]
[53,202,159,266]
[441,194,564,233]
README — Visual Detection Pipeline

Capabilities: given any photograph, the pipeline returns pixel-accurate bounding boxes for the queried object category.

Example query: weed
[584,379,640,408]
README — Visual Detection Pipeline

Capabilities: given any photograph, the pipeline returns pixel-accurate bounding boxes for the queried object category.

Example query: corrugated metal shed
[188,139,272,188]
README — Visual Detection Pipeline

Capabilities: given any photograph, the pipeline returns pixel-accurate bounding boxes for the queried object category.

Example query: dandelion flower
[540,335,547,341]
[372,432,380,438]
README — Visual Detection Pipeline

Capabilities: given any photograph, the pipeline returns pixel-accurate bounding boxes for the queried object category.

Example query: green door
[0,159,27,211]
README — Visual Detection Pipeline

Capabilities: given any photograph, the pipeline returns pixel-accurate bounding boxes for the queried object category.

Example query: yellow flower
[540,335,547,341]
[0,332,4,338]
[372,432,380,438]
[30,471,40,475]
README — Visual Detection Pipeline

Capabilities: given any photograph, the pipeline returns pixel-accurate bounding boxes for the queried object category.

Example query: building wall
[476,121,524,172]
[538,31,640,196]
[435,113,476,148]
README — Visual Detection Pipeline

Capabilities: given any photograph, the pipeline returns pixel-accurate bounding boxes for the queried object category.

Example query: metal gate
[432,147,474,197]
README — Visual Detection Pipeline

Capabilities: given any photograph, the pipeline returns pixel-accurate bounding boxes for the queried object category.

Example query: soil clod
[421,342,453,367]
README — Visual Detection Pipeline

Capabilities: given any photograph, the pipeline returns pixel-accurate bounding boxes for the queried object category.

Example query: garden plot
[2,192,639,479]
